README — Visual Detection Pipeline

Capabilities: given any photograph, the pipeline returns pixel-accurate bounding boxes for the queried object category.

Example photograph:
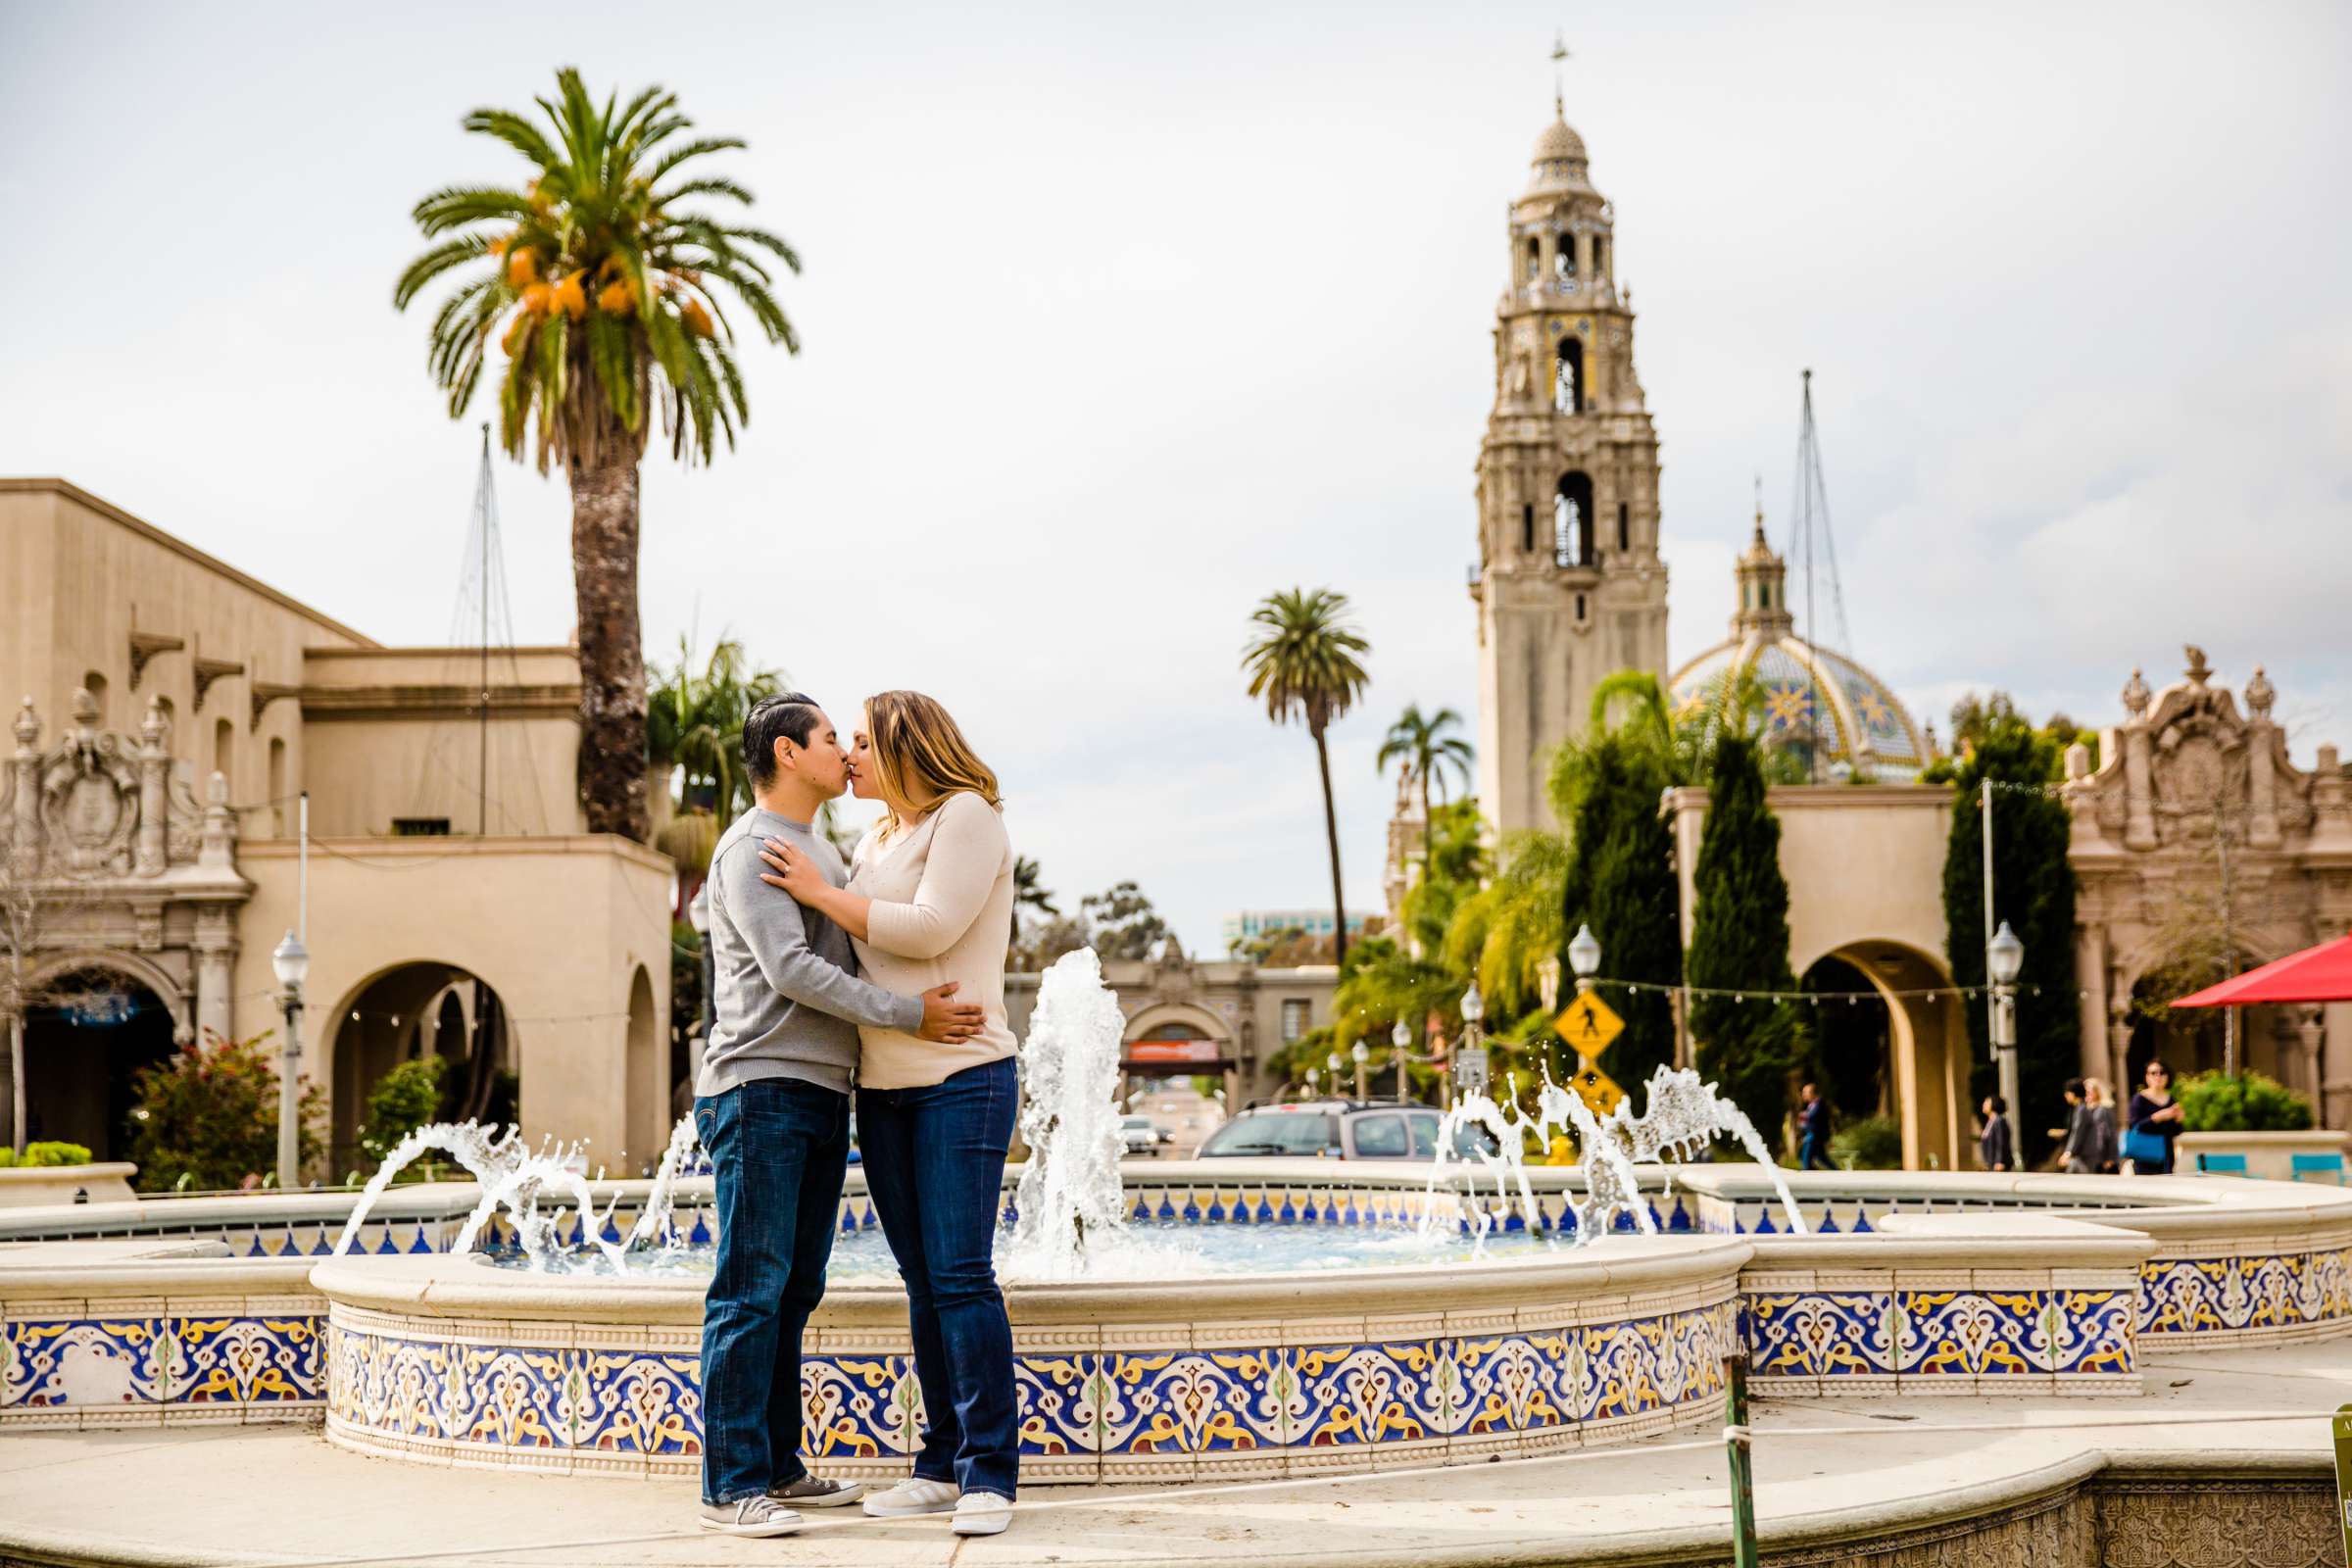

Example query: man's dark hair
[743,693,825,788]
[2064,1076,2085,1100]
[1986,1095,2007,1114]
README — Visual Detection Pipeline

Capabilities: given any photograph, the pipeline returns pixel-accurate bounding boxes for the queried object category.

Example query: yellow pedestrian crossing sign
[1554,993,1625,1055]
[1552,991,1627,1119]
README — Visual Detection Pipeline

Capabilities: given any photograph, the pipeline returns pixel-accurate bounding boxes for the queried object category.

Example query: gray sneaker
[699,1495,804,1538]
[767,1473,865,1508]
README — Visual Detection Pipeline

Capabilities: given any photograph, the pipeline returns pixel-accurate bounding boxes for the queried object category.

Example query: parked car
[1119,1115,1167,1157]
[1195,1102,1492,1160]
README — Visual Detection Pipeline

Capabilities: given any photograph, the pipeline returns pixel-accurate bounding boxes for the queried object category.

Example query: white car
[1118,1115,1164,1157]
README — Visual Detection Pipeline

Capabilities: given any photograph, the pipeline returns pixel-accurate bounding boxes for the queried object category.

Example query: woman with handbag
[2123,1058,2183,1175]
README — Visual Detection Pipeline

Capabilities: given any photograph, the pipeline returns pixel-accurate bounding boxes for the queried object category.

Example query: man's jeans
[858,1055,1019,1499]
[696,1078,849,1505]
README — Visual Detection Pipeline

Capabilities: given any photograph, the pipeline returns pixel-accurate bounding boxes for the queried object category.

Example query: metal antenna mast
[445,425,522,835]
[1786,369,1854,781]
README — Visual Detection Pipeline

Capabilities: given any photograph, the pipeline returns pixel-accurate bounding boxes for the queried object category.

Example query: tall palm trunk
[568,449,651,840]
[1312,723,1348,965]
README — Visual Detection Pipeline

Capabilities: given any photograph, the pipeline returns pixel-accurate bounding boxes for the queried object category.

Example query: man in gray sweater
[695,693,982,1538]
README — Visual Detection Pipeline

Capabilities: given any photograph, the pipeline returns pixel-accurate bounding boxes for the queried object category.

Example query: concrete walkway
[2,1344,2344,1568]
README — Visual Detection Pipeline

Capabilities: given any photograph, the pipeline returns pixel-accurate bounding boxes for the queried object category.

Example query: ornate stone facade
[3,688,251,1050]
[2064,649,2352,1119]
[1473,103,1669,837]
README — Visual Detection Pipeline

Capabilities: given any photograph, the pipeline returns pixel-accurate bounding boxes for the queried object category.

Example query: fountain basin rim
[310,1234,1754,1329]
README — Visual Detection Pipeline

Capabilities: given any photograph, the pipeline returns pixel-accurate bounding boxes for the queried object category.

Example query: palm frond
[410,186,536,237]
[461,108,564,172]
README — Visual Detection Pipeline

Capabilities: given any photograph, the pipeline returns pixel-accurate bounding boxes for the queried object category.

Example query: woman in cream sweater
[757,690,1019,1535]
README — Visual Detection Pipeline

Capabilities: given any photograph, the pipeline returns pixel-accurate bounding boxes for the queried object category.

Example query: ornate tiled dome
[1532,117,1588,165]
[1667,514,1932,781]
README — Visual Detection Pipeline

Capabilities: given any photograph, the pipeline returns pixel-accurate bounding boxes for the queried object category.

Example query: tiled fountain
[3,953,2348,1482]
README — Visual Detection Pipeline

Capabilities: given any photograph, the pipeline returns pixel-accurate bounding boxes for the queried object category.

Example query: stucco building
[1004,946,1338,1110]
[0,479,674,1174]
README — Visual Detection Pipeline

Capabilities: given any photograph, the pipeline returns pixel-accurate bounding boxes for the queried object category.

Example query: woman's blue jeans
[857,1055,1019,1498]
[695,1078,850,1505]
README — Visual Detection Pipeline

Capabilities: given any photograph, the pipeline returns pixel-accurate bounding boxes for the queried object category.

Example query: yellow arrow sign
[1553,992,1626,1055]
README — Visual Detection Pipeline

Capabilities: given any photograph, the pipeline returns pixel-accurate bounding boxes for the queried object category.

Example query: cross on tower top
[1550,32,1570,115]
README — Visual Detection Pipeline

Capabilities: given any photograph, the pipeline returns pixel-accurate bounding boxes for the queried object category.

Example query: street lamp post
[1454,983,1489,1101]
[1568,923,1601,995]
[1350,1040,1369,1101]
[270,930,310,1191]
[1987,920,2024,1166]
[1327,1051,1345,1102]
[1392,1016,1412,1104]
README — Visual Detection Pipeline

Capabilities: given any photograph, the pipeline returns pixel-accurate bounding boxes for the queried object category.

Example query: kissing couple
[693,690,1021,1539]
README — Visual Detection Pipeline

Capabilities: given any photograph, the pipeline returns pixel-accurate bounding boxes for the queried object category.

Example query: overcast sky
[6,2,2347,953]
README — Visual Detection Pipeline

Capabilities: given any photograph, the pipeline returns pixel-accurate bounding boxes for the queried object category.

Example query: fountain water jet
[1427,1064,1807,1245]
[1006,948,1130,1278]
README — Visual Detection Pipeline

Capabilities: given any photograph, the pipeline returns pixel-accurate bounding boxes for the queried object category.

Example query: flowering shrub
[125,1029,324,1192]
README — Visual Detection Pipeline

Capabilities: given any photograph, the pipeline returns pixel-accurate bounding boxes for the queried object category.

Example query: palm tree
[395,69,800,840]
[1377,704,1473,872]
[1242,588,1372,964]
[648,634,785,906]
[1011,856,1056,943]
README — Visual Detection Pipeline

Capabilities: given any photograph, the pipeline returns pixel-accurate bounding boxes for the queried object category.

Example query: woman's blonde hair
[862,690,1002,829]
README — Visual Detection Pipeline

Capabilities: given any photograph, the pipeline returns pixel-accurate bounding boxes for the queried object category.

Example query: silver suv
[1195,1102,1491,1161]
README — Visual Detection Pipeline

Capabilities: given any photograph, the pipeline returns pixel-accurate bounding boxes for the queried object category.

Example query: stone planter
[0,1162,136,1209]
[2177,1129,2349,1183]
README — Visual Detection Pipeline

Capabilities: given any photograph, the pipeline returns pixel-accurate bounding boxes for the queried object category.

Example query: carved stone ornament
[2244,663,2276,718]
[2122,667,2152,718]
[37,690,142,877]
[2183,644,2212,685]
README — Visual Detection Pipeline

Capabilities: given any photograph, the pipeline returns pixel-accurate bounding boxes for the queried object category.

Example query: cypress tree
[1559,733,1680,1087]
[1941,722,2078,1164]
[1686,736,1807,1147]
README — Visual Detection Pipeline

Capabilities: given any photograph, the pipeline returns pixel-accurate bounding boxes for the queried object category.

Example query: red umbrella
[2169,934,2352,1007]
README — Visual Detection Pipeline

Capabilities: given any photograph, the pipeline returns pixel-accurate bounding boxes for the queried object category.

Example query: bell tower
[1472,55,1668,837]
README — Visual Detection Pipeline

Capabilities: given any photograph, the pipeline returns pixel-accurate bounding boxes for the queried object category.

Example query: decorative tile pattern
[318,1299,1733,1475]
[2138,1246,2352,1340]
[1744,1284,2135,1385]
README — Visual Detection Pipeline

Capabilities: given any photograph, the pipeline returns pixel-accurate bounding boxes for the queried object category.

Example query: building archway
[1120,1003,1238,1110]
[1796,939,1969,1171]
[624,964,662,1161]
[22,963,179,1161]
[324,960,513,1173]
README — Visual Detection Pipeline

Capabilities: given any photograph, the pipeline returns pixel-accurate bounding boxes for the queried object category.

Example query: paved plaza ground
[1,1340,2341,1567]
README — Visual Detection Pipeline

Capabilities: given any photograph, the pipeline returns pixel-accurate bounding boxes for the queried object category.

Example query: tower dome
[1667,510,1932,781]
[1532,116,1588,165]
[1527,113,1592,193]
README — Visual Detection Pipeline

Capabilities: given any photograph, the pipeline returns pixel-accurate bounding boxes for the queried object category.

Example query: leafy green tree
[1939,719,2077,1162]
[1398,801,1490,955]
[395,69,800,839]
[1242,588,1372,963]
[1377,704,1473,871]
[359,1055,452,1167]
[1555,731,1680,1087]
[1444,831,1570,1041]
[126,1031,324,1192]
[1685,737,1807,1148]
[1080,881,1172,960]
[1011,856,1058,944]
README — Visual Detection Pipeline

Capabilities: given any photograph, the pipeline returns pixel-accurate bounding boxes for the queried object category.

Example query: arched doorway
[23,966,179,1160]
[1798,940,1969,1171]
[326,962,514,1175]
[624,964,662,1160]
[1800,955,1890,1126]
[1120,1004,1238,1152]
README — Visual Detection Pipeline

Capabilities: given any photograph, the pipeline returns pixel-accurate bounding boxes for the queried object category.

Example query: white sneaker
[953,1491,1013,1536]
[860,1477,960,1518]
